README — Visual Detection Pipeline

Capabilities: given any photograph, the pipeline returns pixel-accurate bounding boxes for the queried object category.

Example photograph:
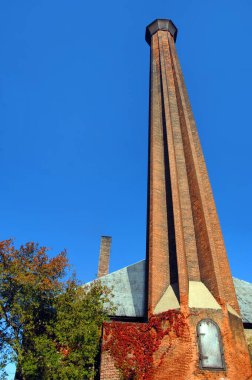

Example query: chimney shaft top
[145,19,178,45]
[97,236,112,278]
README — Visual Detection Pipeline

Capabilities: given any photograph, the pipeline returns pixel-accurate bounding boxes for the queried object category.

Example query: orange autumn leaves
[0,239,114,379]
[0,239,67,292]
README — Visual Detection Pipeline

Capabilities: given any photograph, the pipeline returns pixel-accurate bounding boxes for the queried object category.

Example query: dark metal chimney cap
[145,19,178,45]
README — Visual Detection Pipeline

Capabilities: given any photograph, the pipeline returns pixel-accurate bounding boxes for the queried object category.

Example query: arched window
[197,319,225,370]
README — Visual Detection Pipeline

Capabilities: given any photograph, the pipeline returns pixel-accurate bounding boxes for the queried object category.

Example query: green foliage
[0,239,115,379]
[44,280,115,379]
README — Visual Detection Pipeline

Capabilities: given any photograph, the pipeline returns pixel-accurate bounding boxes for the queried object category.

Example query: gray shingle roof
[98,260,252,324]
[99,260,146,317]
[233,277,252,323]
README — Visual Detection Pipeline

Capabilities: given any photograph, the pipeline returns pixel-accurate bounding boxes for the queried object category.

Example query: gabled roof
[98,260,252,324]
[233,277,252,323]
[99,260,146,318]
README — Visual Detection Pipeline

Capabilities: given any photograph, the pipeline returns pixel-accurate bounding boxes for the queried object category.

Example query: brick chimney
[97,236,111,278]
[99,19,252,380]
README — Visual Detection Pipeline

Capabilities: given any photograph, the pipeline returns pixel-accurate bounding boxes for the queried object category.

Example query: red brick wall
[147,23,240,315]
[100,310,252,380]
[100,351,120,380]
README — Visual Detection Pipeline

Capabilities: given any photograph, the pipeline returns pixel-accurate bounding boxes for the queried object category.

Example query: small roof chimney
[97,236,111,278]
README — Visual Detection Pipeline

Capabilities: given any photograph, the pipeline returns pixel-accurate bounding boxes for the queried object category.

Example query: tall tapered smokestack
[99,19,252,380]
[97,236,111,278]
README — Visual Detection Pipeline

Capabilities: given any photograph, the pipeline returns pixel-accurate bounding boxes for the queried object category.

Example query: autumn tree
[0,239,114,380]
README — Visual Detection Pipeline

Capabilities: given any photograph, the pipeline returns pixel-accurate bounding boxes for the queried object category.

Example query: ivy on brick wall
[103,310,188,380]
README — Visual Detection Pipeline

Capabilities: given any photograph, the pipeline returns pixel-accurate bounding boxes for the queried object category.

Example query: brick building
[95,19,252,380]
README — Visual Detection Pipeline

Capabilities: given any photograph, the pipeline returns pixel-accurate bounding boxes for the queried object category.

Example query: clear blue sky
[0,0,251,294]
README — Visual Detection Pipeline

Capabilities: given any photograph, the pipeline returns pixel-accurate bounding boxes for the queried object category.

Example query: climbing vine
[103,310,188,380]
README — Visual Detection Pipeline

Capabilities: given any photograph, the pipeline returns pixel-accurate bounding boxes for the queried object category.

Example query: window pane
[198,320,224,369]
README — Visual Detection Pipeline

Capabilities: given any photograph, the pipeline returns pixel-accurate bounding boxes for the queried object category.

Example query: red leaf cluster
[56,343,71,358]
[103,310,187,380]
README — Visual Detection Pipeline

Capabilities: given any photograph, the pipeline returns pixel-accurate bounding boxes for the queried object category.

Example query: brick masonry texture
[100,351,120,380]
[100,309,252,379]
[147,28,241,314]
[100,21,252,379]
[98,236,111,278]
